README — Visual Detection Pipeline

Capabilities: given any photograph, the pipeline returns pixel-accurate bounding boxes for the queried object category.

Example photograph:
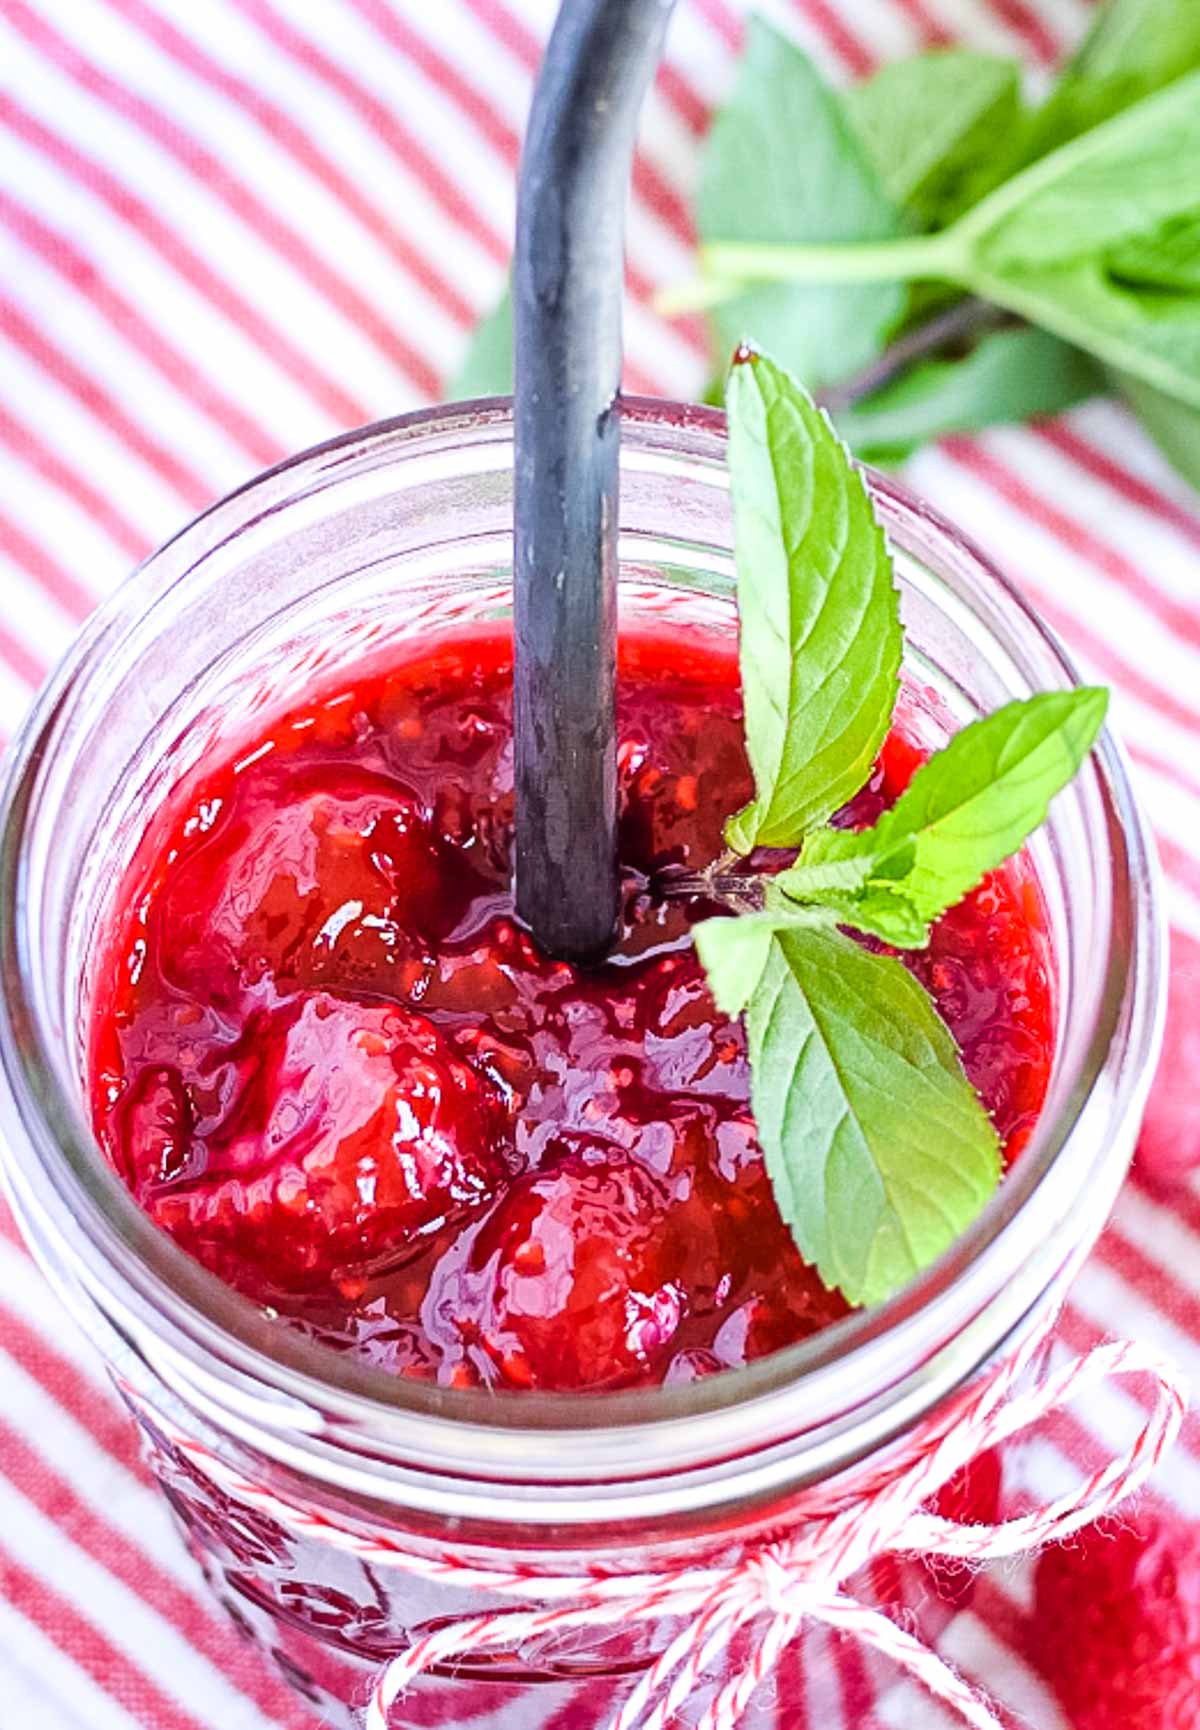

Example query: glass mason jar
[0,400,1166,1728]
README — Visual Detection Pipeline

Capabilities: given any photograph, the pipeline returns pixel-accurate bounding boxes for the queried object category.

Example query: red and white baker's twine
[133,1337,1184,1730]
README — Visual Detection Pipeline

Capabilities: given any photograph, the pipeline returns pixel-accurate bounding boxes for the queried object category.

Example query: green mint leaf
[960,71,1200,273]
[697,16,906,388]
[1115,369,1200,490]
[793,688,1109,929]
[449,283,512,400]
[845,50,1022,231]
[744,925,1001,1306]
[962,259,1200,413]
[1025,0,1200,158]
[724,348,903,853]
[797,889,931,949]
[834,325,1103,462]
[1108,212,1200,293]
[944,72,1200,407]
[768,855,882,899]
[693,916,775,1018]
[693,905,833,1017]
[780,892,931,949]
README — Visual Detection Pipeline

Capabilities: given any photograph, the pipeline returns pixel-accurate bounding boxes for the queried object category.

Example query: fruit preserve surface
[90,624,1053,1393]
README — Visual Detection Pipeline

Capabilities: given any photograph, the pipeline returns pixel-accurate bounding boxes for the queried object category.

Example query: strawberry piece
[429,1152,685,1391]
[1030,1511,1200,1730]
[122,994,502,1298]
[157,767,448,1003]
[425,1138,848,1392]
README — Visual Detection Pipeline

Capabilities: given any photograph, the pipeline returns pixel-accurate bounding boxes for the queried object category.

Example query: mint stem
[659,866,767,911]
[655,276,749,317]
[816,297,1011,411]
[702,230,962,287]
[658,230,963,317]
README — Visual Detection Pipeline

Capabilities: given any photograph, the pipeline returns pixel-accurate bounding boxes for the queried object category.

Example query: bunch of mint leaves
[455,0,1200,490]
[692,347,1106,1309]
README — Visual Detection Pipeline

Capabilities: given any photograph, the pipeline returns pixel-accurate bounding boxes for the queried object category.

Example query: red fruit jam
[89,624,1054,1393]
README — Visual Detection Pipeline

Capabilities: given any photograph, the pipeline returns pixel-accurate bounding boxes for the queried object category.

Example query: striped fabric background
[0,1,1197,1725]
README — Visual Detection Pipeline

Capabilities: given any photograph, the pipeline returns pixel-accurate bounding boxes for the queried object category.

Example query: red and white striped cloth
[0,2,1197,1726]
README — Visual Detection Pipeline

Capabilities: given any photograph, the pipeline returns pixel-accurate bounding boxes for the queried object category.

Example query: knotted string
[125,1336,1185,1730]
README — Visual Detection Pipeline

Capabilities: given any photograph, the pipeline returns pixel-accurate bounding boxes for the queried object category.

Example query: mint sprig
[700,71,1200,414]
[454,0,1200,489]
[694,347,1108,1308]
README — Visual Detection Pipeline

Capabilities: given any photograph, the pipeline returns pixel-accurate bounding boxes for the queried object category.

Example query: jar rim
[0,398,1166,1512]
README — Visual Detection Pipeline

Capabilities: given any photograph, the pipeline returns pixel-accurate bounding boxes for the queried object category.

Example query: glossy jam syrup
[89,624,1054,1393]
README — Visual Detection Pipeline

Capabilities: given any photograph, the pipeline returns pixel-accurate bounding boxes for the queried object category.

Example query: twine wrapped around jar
[125,1326,1185,1730]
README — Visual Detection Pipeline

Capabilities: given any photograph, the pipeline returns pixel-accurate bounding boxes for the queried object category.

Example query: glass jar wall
[0,401,1165,1725]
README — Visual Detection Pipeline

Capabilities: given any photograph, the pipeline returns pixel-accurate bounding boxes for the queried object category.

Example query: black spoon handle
[512,0,677,963]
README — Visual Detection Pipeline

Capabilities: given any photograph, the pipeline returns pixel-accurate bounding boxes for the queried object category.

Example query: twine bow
[129,1337,1185,1730]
